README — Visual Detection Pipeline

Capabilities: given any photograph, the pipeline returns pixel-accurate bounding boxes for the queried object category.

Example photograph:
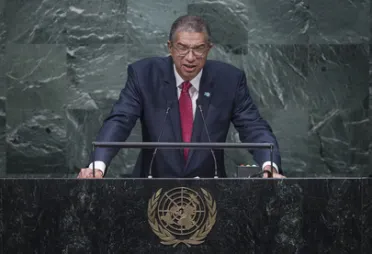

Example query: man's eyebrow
[176,42,188,47]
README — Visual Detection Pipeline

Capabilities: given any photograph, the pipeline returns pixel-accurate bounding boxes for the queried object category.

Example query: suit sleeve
[231,71,282,173]
[91,65,142,169]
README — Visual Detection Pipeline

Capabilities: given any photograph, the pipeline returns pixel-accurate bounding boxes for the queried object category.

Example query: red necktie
[179,81,193,160]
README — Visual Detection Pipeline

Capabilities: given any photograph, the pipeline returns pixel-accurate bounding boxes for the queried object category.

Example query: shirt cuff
[262,161,279,173]
[88,161,106,175]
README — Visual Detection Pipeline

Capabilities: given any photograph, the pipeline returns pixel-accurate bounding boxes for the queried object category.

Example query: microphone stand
[148,105,172,178]
[197,104,218,178]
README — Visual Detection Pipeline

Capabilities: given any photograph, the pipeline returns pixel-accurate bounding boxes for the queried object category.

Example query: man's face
[168,31,212,81]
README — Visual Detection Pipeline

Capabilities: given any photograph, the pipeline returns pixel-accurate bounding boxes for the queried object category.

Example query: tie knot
[181,81,192,93]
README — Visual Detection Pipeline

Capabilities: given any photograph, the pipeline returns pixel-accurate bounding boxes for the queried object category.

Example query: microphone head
[167,100,175,108]
[196,98,202,107]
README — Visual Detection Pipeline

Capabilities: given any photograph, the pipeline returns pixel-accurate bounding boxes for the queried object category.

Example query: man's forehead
[176,41,207,47]
[175,31,207,41]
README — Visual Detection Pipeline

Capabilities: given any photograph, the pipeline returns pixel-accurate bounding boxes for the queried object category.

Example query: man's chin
[181,69,200,80]
[182,74,195,80]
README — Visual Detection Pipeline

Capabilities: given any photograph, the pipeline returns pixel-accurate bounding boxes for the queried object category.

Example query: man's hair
[169,15,211,42]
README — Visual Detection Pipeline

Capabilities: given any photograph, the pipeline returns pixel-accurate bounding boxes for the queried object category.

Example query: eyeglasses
[172,43,210,58]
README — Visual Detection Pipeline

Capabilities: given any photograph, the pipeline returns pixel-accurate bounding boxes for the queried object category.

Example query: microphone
[148,102,173,178]
[197,102,218,178]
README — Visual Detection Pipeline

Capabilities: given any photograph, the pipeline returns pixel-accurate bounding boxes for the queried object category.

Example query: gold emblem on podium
[147,187,217,247]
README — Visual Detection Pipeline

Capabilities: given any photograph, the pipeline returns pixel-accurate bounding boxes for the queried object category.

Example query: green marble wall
[0,0,370,177]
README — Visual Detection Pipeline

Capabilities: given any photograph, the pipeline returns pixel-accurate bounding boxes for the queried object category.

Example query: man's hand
[263,165,286,178]
[77,168,104,179]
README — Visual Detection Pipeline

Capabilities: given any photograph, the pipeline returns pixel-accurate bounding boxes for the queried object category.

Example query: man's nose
[185,50,195,61]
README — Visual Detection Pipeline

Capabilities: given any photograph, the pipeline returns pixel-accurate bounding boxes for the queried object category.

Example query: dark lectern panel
[0,179,364,253]
[362,178,372,253]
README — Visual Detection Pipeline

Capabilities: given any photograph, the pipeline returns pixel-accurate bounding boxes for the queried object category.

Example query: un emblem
[147,187,217,247]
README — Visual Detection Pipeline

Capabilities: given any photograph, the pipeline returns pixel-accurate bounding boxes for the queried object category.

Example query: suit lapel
[161,57,185,162]
[186,65,214,167]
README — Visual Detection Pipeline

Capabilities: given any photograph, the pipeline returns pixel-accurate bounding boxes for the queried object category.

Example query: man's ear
[167,40,172,53]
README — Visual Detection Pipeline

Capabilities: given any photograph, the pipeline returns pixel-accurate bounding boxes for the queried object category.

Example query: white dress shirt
[89,65,278,175]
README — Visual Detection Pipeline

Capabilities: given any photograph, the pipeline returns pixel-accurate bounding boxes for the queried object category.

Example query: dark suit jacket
[92,56,282,177]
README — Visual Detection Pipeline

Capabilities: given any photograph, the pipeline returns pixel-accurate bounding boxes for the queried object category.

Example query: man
[78,15,284,179]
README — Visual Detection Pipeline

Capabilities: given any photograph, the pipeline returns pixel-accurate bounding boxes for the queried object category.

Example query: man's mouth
[183,64,197,72]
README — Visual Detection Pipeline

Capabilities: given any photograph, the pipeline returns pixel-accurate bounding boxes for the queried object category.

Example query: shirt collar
[173,64,202,91]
